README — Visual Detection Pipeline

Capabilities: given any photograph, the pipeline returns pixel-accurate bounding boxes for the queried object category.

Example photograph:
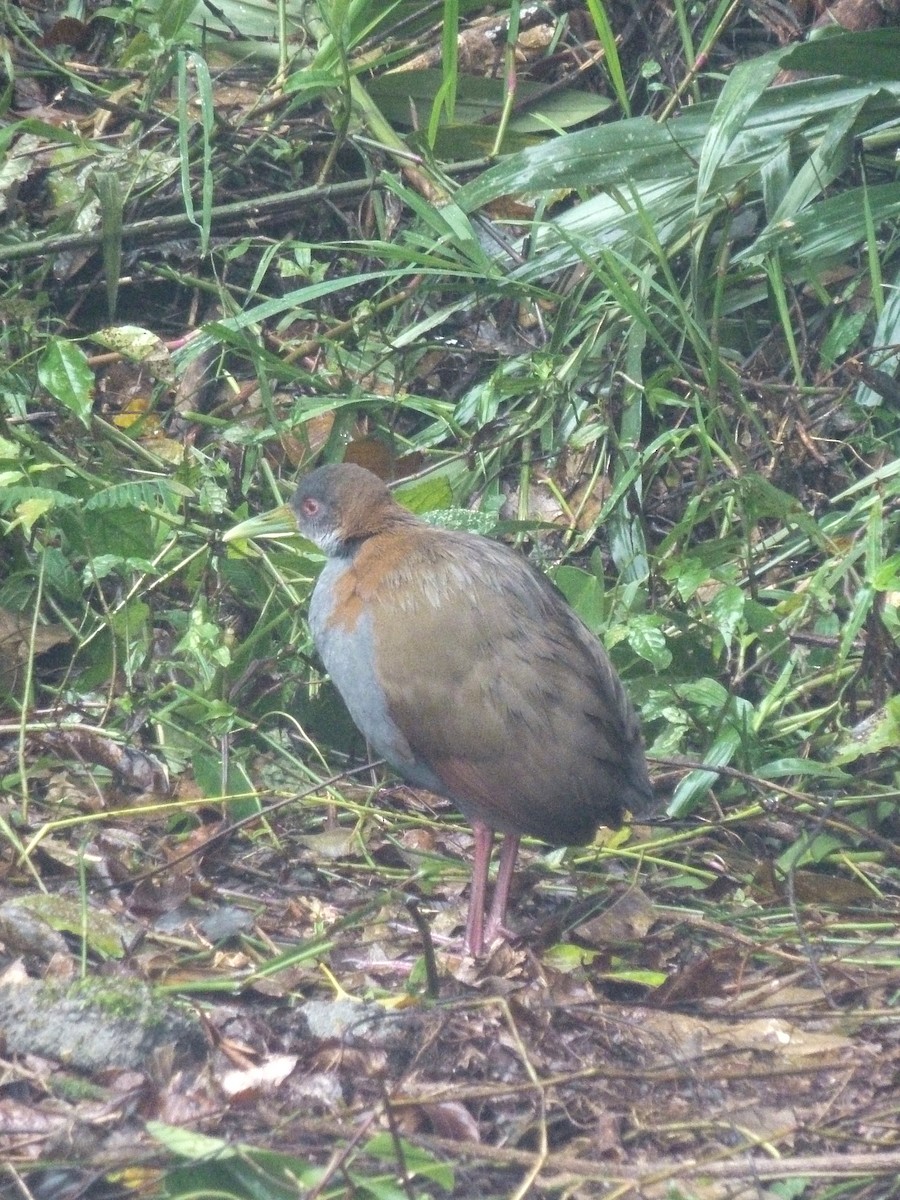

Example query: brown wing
[368,527,653,845]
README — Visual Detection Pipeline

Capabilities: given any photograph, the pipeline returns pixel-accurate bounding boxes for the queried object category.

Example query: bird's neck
[327,506,419,559]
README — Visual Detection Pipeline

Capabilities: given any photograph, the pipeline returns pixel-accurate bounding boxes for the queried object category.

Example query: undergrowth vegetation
[1,0,899,1196]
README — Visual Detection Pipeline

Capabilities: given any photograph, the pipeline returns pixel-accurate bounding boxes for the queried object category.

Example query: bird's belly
[310,563,446,795]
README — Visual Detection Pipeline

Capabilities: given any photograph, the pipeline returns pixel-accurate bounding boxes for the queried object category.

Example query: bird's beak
[222,504,298,546]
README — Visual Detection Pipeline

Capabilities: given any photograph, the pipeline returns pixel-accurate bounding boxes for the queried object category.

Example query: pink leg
[484,834,520,946]
[465,821,494,957]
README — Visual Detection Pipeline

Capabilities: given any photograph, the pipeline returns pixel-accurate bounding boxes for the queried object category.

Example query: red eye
[301,498,319,518]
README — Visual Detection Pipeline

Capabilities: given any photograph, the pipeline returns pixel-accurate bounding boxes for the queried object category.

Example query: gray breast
[309,558,447,794]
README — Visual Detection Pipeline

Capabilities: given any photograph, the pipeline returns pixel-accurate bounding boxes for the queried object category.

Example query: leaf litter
[1,781,898,1198]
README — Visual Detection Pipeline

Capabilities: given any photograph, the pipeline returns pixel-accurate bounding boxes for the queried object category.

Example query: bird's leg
[484,833,521,947]
[465,821,494,957]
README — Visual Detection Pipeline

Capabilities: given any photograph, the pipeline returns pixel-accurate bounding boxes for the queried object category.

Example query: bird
[228,463,655,956]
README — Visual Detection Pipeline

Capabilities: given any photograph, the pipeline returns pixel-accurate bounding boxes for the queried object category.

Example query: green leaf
[697,53,780,203]
[777,833,844,873]
[92,169,123,319]
[91,324,174,380]
[456,114,698,211]
[626,615,672,668]
[370,69,611,137]
[85,555,157,582]
[742,182,900,272]
[456,72,900,281]
[664,557,713,602]
[84,480,185,511]
[365,1134,454,1191]
[178,49,214,254]
[855,264,900,407]
[871,553,900,590]
[282,67,345,96]
[668,696,753,816]
[80,507,160,561]
[832,697,900,764]
[37,337,94,427]
[674,678,732,708]
[599,965,668,987]
[781,27,900,81]
[769,96,867,224]
[147,1120,232,1157]
[543,942,599,970]
[768,1176,813,1200]
[155,0,195,40]
[554,565,607,632]
[585,0,630,116]
[147,1123,323,1197]
[756,758,853,784]
[0,486,80,514]
[708,583,745,650]
[395,473,456,514]
[819,308,868,367]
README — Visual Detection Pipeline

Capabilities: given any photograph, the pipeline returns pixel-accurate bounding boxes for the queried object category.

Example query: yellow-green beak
[222,503,298,546]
